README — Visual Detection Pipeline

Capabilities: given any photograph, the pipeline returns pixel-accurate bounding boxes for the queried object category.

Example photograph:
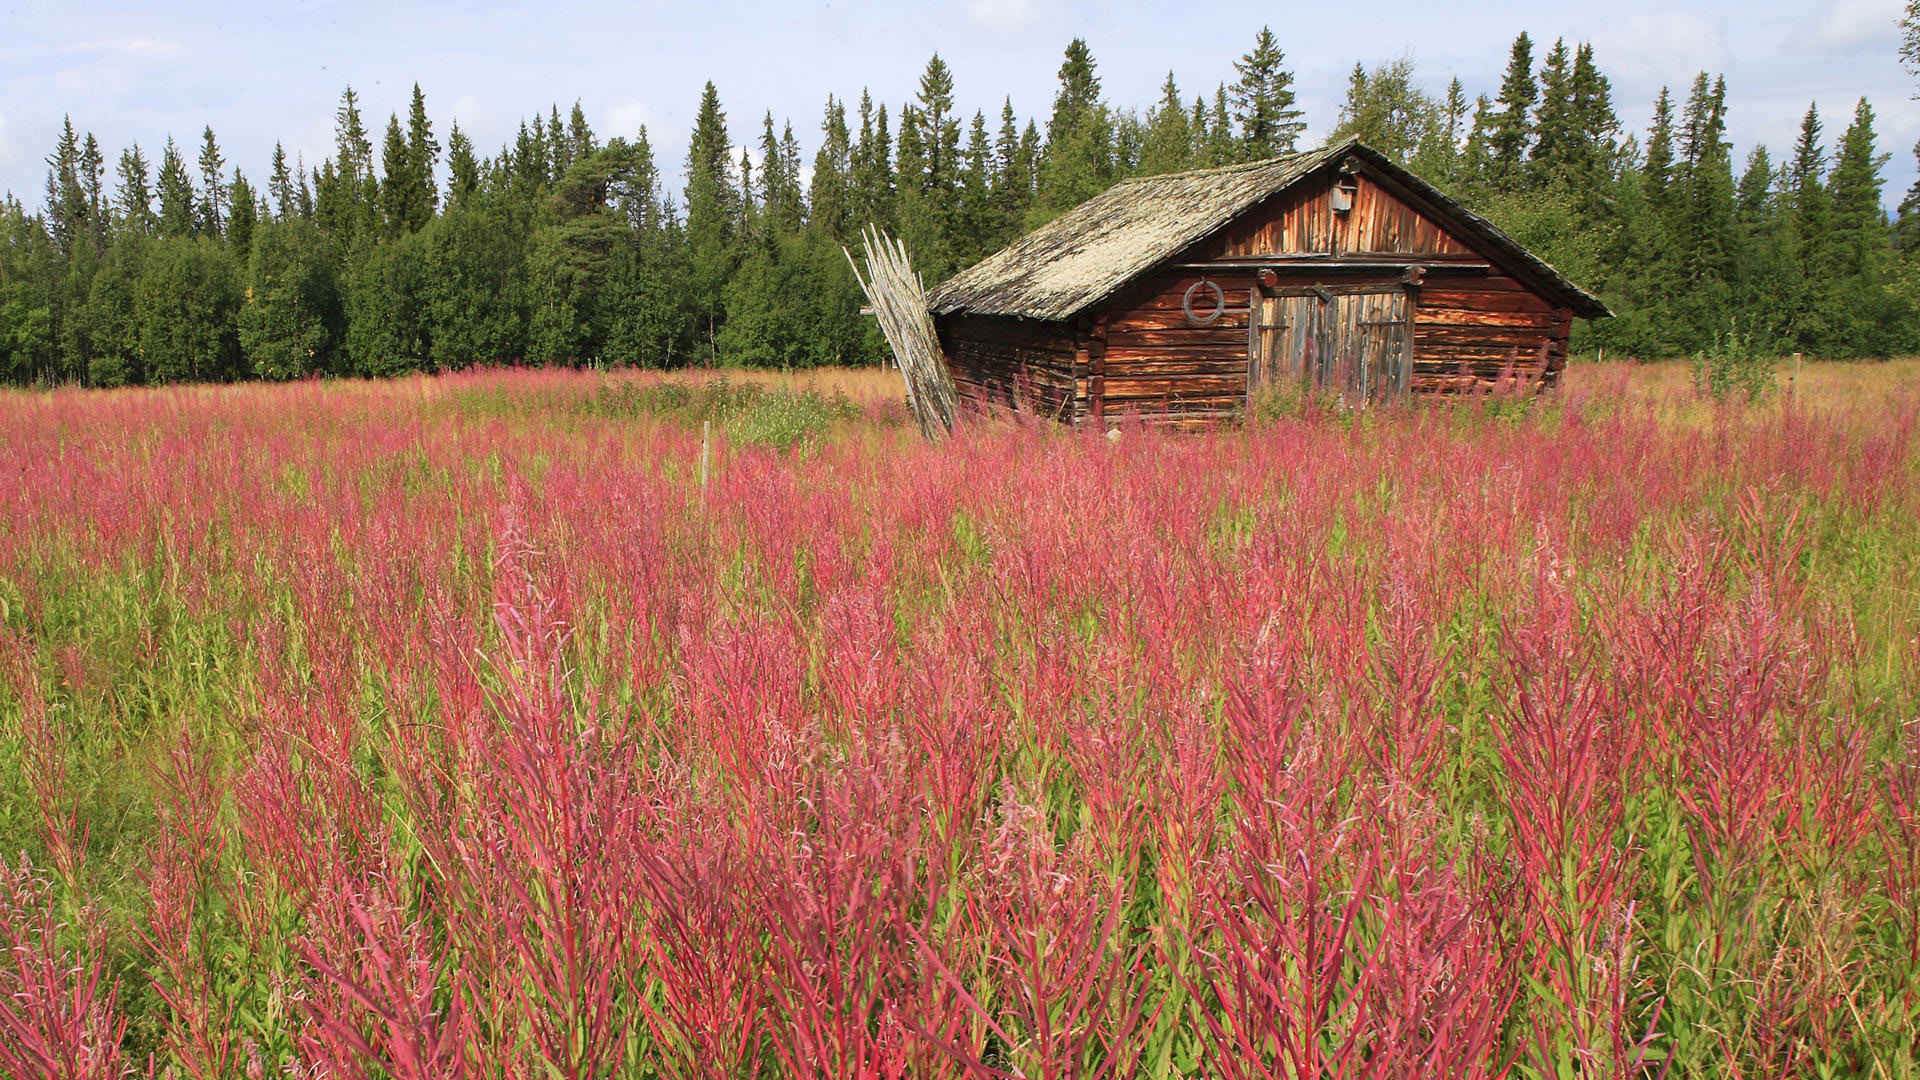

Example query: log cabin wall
[1413,275,1570,392]
[1088,269,1259,426]
[937,314,1086,422]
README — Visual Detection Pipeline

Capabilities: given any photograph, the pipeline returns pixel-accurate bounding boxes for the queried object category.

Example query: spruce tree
[548,106,572,179]
[115,146,154,233]
[380,116,412,236]
[335,88,373,181]
[324,88,376,236]
[1189,95,1209,162]
[447,124,480,207]
[1787,102,1829,273]
[405,84,440,227]
[196,126,228,237]
[992,99,1033,231]
[1829,98,1888,280]
[1036,38,1112,218]
[1736,147,1774,224]
[296,163,314,221]
[269,143,296,220]
[1141,72,1193,175]
[756,113,803,235]
[1489,32,1537,187]
[1571,43,1619,182]
[957,111,996,263]
[851,93,895,233]
[914,53,962,258]
[1230,27,1303,158]
[227,171,258,253]
[738,148,757,242]
[894,105,939,269]
[917,55,960,198]
[79,134,106,252]
[809,96,853,242]
[157,137,197,238]
[1896,140,1920,253]
[1674,74,1736,309]
[511,120,549,191]
[567,101,596,161]
[684,81,738,362]
[1643,88,1676,204]
[1412,77,1469,183]
[1019,120,1041,198]
[1205,86,1236,167]
[43,118,87,255]
[1528,38,1576,185]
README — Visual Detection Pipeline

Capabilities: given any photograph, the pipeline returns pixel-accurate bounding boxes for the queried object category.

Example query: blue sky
[2,0,1914,210]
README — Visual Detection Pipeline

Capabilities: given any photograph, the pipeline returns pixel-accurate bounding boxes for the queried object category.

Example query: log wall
[937,314,1085,422]
[1091,269,1261,427]
[1412,276,1570,392]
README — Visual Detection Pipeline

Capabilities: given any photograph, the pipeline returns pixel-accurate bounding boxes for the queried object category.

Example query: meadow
[1,360,1918,1078]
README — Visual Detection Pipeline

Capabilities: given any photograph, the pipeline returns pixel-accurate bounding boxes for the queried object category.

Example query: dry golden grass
[1563,357,1920,421]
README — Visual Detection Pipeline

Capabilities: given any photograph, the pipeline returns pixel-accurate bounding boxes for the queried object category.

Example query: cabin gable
[1199,169,1477,260]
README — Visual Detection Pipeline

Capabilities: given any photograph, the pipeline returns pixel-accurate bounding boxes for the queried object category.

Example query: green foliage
[241,219,341,380]
[717,230,874,368]
[344,233,432,376]
[1488,32,1537,187]
[134,237,243,383]
[1331,57,1441,164]
[1229,27,1303,158]
[1692,321,1775,401]
[83,235,147,386]
[417,196,529,369]
[722,385,862,450]
[1035,39,1113,220]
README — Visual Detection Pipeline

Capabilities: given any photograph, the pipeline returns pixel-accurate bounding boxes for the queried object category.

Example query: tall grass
[0,361,1916,1077]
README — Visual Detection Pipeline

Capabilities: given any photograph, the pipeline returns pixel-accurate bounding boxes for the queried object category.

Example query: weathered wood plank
[1108,309,1252,332]
[1416,307,1564,329]
[1103,357,1251,377]
[1106,326,1252,348]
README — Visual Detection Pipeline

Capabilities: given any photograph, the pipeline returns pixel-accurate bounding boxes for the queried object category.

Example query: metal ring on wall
[1182,279,1225,326]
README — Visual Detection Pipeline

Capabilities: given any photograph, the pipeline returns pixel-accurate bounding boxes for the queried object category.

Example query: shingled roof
[928,138,1610,321]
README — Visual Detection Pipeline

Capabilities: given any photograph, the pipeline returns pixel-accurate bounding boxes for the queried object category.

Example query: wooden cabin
[927,138,1610,426]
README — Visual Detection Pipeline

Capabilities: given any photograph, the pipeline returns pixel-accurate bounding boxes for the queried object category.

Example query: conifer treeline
[2,30,1914,386]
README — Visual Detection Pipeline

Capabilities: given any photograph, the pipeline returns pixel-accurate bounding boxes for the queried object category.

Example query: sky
[1,0,1915,211]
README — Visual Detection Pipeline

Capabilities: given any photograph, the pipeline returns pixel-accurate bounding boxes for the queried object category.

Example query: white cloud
[0,112,12,169]
[1803,0,1903,52]
[1593,13,1730,84]
[965,0,1038,32]
[605,99,653,138]
[449,95,484,130]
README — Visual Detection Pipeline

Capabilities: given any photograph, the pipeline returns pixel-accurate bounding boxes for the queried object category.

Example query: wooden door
[1251,287,1410,404]
[1249,293,1319,391]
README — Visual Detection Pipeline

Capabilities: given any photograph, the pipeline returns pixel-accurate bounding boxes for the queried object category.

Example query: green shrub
[1693,321,1775,402]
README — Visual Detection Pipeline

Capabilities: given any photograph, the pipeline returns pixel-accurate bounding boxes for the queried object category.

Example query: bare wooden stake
[699,419,711,497]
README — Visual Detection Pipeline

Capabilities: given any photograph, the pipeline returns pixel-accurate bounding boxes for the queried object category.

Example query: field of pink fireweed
[0,362,1917,1079]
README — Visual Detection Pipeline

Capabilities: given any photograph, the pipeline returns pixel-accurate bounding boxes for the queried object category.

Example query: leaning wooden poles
[846,226,957,441]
